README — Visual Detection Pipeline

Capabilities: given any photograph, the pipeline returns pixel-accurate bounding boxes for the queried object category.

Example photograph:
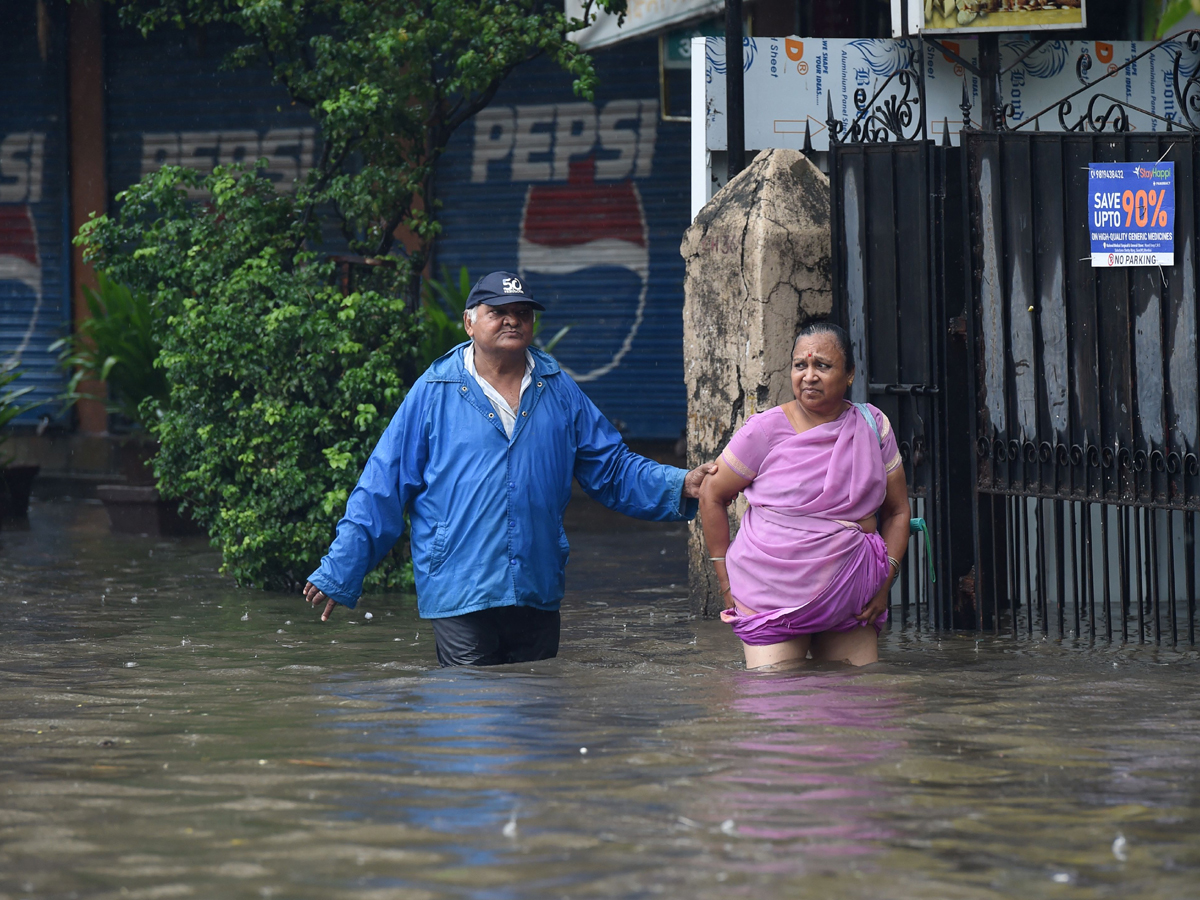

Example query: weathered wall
[680,149,832,618]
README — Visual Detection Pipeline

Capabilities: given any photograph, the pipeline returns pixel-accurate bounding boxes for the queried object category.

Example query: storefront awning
[566,0,725,51]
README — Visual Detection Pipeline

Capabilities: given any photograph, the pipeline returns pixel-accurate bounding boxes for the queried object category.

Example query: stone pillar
[681,149,833,618]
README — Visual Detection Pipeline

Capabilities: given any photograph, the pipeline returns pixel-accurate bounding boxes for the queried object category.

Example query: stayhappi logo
[471,100,656,382]
[0,132,45,365]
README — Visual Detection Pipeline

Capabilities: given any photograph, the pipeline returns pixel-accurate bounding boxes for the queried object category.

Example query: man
[302,271,714,666]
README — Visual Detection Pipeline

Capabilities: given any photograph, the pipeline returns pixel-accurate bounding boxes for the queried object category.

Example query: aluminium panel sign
[705,38,1200,154]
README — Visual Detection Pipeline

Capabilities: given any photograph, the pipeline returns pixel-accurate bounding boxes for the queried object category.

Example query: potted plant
[51,273,193,535]
[0,364,38,519]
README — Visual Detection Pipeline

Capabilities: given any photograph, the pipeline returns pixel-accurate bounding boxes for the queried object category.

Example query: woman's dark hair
[793,321,855,372]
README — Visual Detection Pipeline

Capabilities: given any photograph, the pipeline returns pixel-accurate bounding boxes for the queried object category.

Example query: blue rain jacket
[306,343,695,618]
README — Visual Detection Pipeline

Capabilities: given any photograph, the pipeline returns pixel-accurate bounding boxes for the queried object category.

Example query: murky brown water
[3,500,1200,900]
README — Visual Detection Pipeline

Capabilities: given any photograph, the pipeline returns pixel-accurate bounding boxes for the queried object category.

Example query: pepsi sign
[436,44,689,440]
[467,99,659,385]
[0,132,48,377]
[138,127,318,198]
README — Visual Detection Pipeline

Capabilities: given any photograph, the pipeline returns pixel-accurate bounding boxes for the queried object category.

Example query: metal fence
[979,495,1199,644]
[829,139,977,633]
[965,130,1200,646]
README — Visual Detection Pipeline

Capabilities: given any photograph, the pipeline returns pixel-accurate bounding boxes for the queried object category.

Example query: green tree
[111,0,625,291]
[78,0,626,591]
[1148,0,1200,38]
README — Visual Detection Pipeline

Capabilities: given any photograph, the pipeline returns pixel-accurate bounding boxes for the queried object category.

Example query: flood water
[3,500,1200,900]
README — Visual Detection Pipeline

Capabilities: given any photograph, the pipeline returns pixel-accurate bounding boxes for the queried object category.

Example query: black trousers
[430,606,560,667]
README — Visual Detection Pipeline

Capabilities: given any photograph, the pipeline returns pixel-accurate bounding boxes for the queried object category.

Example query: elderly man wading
[303,271,715,666]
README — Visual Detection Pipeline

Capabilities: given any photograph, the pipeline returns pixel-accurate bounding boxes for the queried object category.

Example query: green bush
[78,164,421,591]
[50,271,168,428]
[418,265,471,369]
[0,365,35,467]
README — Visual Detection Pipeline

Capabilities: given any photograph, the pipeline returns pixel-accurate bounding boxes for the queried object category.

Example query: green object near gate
[910,517,935,584]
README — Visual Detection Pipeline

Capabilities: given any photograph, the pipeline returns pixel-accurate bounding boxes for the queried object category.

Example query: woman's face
[791,332,854,416]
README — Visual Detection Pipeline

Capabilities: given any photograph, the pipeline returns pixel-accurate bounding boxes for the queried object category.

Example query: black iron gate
[829,35,1200,645]
[830,136,977,632]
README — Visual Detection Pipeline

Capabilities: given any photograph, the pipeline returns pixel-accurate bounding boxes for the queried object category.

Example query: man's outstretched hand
[302,581,337,622]
[683,462,719,499]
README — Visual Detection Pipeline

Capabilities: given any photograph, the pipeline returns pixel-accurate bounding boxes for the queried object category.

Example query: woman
[699,322,911,668]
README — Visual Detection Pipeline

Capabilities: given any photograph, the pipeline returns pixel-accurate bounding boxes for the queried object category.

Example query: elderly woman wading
[699,323,911,668]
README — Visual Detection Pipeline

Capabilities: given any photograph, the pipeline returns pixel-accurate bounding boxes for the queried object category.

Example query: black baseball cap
[464,271,545,311]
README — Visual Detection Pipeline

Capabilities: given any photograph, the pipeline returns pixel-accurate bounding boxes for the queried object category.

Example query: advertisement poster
[922,0,1085,33]
[705,38,1200,154]
[1089,162,1175,267]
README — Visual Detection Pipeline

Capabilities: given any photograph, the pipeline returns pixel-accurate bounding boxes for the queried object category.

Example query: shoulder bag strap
[854,402,882,446]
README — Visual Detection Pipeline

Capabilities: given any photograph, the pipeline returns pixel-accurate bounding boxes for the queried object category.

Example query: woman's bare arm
[856,465,911,624]
[698,460,753,608]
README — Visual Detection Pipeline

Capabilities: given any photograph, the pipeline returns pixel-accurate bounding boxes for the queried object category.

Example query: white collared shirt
[463,343,535,439]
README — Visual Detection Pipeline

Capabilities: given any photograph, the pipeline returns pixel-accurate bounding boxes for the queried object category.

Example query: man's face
[464,302,537,356]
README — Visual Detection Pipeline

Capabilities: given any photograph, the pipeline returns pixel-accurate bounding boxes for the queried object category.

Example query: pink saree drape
[718,403,900,645]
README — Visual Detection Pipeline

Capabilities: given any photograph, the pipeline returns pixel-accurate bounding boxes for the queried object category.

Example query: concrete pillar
[680,149,833,618]
[68,0,108,435]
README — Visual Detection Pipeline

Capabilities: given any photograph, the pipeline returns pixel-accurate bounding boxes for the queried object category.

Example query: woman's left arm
[855,465,911,625]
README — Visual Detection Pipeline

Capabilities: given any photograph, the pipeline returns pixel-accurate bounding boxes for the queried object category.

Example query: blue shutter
[105,15,319,205]
[0,0,69,419]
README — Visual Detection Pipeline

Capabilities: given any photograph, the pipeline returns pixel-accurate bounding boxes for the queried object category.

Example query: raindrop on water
[1112,833,1128,861]
[502,807,519,838]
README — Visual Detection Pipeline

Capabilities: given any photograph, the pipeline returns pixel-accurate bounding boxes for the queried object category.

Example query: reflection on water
[2,500,1200,899]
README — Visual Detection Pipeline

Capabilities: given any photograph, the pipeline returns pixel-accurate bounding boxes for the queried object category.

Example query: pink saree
[719,403,902,645]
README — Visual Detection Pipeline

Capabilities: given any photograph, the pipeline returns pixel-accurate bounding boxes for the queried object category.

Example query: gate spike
[1035,116,1041,132]
[961,77,972,130]
[1168,116,1174,132]
[826,91,838,143]
[941,116,951,147]
[803,118,813,154]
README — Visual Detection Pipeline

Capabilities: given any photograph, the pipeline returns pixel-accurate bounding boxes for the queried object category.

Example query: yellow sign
[922,0,1085,33]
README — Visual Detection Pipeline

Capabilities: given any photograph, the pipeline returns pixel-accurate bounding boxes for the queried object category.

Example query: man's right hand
[302,582,337,622]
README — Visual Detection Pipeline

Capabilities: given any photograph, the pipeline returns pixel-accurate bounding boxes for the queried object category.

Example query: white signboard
[702,37,1200,154]
[567,0,723,51]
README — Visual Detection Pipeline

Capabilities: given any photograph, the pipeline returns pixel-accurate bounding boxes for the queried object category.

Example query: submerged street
[2,499,1200,899]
